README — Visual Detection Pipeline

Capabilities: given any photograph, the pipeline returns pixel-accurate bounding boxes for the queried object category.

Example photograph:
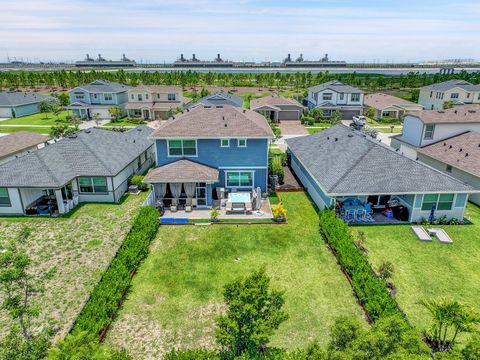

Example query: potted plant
[210,207,220,222]
[272,203,287,222]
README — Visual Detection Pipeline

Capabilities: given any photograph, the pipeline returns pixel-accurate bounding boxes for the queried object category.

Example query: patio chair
[347,208,356,220]
[364,203,373,215]
[357,208,366,218]
[171,198,178,212]
[245,201,253,214]
[226,201,233,214]
[185,198,193,213]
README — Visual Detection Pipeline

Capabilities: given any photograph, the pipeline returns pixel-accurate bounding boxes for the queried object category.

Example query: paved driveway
[278,121,308,136]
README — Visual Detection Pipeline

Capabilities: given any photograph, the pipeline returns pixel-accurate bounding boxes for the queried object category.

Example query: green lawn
[376,127,402,134]
[352,203,480,333]
[103,120,138,127]
[0,193,147,341]
[307,128,325,135]
[0,126,51,135]
[0,111,68,126]
[107,192,364,358]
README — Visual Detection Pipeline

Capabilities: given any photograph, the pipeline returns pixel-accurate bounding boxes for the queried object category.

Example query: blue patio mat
[160,217,189,224]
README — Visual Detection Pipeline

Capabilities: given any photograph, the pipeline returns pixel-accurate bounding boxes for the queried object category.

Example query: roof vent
[334,137,338,141]
[68,134,77,139]
[85,129,91,133]
[186,108,189,112]
[133,139,136,143]
[468,110,476,113]
[449,145,453,149]
[465,153,469,157]
[443,142,446,146]
[172,116,175,119]
[459,148,463,152]
[222,116,225,120]
[348,134,353,138]
[243,109,246,113]
[224,123,227,127]
[136,127,142,131]
[327,136,330,140]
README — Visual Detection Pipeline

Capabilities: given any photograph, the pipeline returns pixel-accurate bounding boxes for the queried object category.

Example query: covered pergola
[144,159,219,209]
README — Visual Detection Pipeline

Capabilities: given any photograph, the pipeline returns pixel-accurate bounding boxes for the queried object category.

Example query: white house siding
[417,153,480,206]
[0,188,24,214]
[419,88,480,110]
[398,116,424,147]
[0,107,13,117]
[419,123,480,147]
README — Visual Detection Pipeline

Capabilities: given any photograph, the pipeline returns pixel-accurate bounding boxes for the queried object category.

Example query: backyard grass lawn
[107,192,365,359]
[0,192,147,341]
[0,110,68,126]
[376,127,402,134]
[307,128,325,135]
[353,203,480,333]
[0,126,51,134]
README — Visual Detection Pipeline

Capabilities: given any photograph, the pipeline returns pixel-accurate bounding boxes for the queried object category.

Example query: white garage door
[0,107,13,118]
[91,108,111,119]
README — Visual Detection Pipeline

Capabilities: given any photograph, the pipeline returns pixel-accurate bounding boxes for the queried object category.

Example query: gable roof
[420,79,480,92]
[150,106,274,139]
[129,85,183,93]
[364,93,423,110]
[406,104,480,124]
[190,92,243,108]
[418,131,480,178]
[0,92,52,107]
[250,96,304,110]
[0,132,49,159]
[286,125,475,196]
[76,80,131,93]
[0,126,153,188]
[307,80,363,94]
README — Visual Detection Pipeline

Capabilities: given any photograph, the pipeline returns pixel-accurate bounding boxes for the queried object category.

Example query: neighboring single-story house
[364,93,423,119]
[417,131,480,206]
[286,125,477,223]
[250,96,305,122]
[0,92,54,118]
[0,126,154,216]
[188,92,243,109]
[0,131,49,165]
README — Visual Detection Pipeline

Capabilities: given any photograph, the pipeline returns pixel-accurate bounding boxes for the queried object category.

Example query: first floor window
[0,187,10,205]
[424,124,435,140]
[421,193,454,211]
[104,93,113,101]
[168,139,197,156]
[226,171,253,187]
[78,177,108,193]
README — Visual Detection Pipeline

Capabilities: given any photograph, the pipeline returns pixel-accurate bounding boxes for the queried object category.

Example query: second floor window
[168,139,197,156]
[238,139,247,147]
[131,94,134,100]
[104,94,113,101]
[138,94,143,101]
[146,94,149,100]
[351,93,360,102]
[322,93,332,101]
[450,93,459,99]
[339,93,344,100]
[424,124,435,140]
[220,139,230,147]
[168,93,176,101]
[74,92,84,100]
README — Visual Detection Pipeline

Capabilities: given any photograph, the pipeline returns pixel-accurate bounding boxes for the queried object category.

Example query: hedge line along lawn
[0,192,147,341]
[351,202,480,332]
[107,192,365,359]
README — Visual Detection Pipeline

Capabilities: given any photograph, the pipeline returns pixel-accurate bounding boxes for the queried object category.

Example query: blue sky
[1,0,479,63]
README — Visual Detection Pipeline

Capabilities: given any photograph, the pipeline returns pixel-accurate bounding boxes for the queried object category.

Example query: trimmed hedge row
[73,206,159,336]
[319,210,402,322]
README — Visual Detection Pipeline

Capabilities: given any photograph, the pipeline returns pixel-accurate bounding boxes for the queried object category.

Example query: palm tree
[421,298,480,353]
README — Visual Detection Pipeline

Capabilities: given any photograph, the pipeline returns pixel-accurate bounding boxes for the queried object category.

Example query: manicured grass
[0,111,68,126]
[0,126,51,135]
[0,193,148,341]
[375,127,402,134]
[307,128,325,135]
[103,120,138,127]
[352,203,480,333]
[107,192,364,358]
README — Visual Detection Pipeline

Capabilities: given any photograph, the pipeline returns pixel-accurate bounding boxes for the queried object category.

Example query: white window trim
[103,93,113,101]
[424,124,435,140]
[78,176,108,194]
[220,139,230,147]
[225,170,255,189]
[420,193,455,212]
[237,138,247,148]
[168,93,177,101]
[167,139,198,157]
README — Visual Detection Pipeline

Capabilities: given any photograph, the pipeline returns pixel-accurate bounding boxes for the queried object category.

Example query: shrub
[362,125,378,139]
[319,210,402,321]
[128,175,148,191]
[126,117,146,125]
[377,117,401,124]
[301,115,315,126]
[210,207,220,222]
[271,156,284,184]
[272,203,287,221]
[72,206,159,336]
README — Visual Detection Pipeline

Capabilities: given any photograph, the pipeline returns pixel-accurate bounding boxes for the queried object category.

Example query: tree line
[0,69,479,92]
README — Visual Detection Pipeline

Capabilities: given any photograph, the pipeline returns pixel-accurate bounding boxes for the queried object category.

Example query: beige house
[364,93,423,119]
[417,131,480,205]
[250,96,305,122]
[418,80,480,110]
[126,85,189,120]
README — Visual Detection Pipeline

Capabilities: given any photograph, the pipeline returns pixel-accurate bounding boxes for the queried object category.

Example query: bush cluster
[128,175,148,191]
[72,206,159,336]
[377,117,401,124]
[319,210,402,322]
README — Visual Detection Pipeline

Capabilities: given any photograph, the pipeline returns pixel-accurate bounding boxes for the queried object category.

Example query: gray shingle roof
[189,92,243,108]
[150,106,274,139]
[307,80,364,94]
[0,92,52,107]
[77,80,131,93]
[0,126,153,188]
[286,125,475,196]
[420,79,480,92]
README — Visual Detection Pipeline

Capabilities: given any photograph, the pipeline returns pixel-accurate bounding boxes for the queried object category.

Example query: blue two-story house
[144,106,274,209]
[66,80,131,120]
